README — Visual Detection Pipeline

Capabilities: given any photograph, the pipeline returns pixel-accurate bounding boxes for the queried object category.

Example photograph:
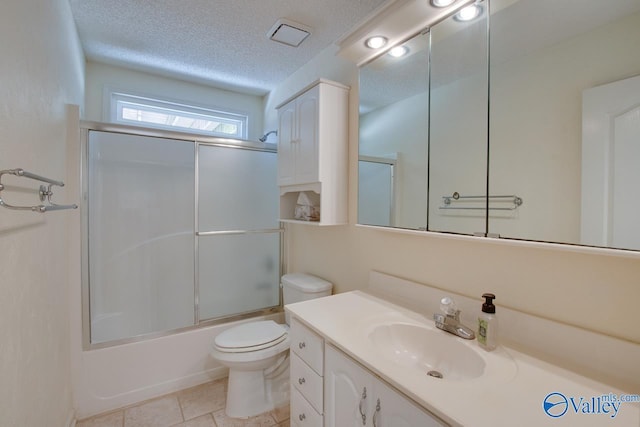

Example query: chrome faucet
[433,297,475,340]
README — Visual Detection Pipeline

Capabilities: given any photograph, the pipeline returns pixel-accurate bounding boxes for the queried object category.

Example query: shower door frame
[80,121,285,350]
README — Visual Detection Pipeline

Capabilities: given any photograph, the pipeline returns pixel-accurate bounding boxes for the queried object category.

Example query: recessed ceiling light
[388,46,409,58]
[454,4,483,22]
[430,0,456,7]
[365,36,388,49]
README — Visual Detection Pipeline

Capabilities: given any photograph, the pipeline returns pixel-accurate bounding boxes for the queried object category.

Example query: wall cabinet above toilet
[276,79,349,226]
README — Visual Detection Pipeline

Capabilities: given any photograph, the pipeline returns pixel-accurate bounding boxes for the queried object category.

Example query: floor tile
[78,378,286,427]
[177,378,227,420]
[270,404,289,423]
[76,411,124,427]
[124,395,184,427]
[171,414,216,427]
[211,409,278,427]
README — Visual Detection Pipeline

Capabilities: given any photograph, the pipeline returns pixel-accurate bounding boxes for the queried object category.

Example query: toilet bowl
[210,273,333,418]
[211,320,291,418]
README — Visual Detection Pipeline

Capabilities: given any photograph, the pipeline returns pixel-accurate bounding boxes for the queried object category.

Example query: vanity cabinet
[290,319,325,426]
[289,318,447,427]
[324,344,446,427]
[277,79,349,225]
[324,343,371,427]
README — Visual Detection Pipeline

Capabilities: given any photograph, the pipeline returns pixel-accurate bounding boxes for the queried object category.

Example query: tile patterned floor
[76,378,290,427]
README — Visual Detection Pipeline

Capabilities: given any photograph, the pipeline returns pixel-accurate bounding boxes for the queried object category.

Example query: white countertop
[286,291,640,427]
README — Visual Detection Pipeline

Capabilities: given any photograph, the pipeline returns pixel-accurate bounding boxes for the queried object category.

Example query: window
[110,92,248,139]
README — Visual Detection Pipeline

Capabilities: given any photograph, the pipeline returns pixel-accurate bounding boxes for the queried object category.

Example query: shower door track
[80,121,277,153]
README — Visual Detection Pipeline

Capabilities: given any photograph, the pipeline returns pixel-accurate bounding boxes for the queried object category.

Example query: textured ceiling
[69,0,388,95]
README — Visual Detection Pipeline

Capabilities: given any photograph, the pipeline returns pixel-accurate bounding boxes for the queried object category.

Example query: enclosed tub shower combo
[82,123,282,346]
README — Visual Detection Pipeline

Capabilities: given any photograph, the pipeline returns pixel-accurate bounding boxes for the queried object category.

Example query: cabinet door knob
[298,377,306,385]
[298,341,306,349]
[299,413,306,421]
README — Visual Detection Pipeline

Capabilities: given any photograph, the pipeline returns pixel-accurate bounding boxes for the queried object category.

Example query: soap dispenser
[478,293,498,351]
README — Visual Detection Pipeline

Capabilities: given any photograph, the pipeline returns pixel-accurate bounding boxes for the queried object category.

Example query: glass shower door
[197,144,280,320]
[87,131,195,344]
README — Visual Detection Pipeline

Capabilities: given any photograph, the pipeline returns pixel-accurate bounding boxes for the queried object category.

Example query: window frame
[107,90,249,139]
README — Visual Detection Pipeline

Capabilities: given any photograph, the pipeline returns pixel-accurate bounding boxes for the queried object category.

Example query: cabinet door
[372,379,447,427]
[294,85,320,185]
[324,345,373,427]
[277,98,296,186]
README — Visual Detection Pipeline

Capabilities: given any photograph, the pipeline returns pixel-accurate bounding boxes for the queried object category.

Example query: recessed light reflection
[388,46,409,58]
[454,4,483,22]
[430,0,456,7]
[365,36,388,49]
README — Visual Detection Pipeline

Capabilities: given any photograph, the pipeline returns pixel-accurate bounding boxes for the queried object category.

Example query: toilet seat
[214,320,288,353]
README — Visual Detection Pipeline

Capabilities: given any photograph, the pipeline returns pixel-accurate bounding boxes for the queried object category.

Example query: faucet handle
[433,312,445,326]
[440,297,458,317]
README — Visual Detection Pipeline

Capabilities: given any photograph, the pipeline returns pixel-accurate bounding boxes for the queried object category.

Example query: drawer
[291,388,323,427]
[290,318,324,375]
[291,353,323,413]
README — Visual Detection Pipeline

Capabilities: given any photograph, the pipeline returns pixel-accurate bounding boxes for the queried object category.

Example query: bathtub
[71,312,283,419]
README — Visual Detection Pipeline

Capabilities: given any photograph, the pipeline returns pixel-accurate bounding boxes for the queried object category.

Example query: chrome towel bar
[0,168,78,212]
[440,191,523,211]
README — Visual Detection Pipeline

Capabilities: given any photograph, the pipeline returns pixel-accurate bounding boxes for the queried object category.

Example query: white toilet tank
[282,273,333,324]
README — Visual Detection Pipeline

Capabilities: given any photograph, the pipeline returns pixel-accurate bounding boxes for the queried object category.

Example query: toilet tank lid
[281,273,333,292]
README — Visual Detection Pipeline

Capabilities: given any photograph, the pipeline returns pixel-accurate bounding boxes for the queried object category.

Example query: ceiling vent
[268,19,312,47]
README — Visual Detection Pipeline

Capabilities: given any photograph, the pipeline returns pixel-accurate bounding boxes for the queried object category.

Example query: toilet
[210,273,333,418]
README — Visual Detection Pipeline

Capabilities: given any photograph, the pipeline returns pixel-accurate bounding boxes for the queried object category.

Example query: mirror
[359,0,640,251]
[489,0,640,250]
[428,5,488,235]
[358,31,430,229]
[358,5,489,234]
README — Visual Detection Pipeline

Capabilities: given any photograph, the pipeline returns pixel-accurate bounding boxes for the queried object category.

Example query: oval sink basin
[369,323,486,381]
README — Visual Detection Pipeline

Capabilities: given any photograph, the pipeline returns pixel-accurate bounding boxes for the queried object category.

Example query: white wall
[0,1,85,426]
[84,62,265,141]
[266,46,640,347]
[264,45,357,131]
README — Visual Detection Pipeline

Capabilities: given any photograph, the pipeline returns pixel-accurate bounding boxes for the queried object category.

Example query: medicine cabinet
[357,0,640,252]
